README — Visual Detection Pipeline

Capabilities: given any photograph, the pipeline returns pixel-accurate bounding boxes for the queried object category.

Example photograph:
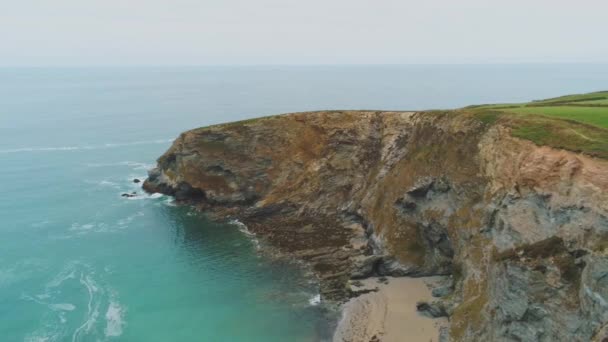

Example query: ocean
[1,65,607,341]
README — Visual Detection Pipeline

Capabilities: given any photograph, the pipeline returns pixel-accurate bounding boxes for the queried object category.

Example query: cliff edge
[144,110,608,341]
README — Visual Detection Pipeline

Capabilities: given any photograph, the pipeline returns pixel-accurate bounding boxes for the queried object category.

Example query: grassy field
[500,106,608,129]
[465,91,608,159]
[578,99,608,105]
[527,91,608,105]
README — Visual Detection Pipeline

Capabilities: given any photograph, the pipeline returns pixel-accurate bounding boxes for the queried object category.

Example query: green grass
[508,115,608,158]
[192,91,608,160]
[465,103,525,109]
[500,106,608,129]
[528,91,608,104]
[466,91,608,159]
[472,111,502,125]
[577,99,608,105]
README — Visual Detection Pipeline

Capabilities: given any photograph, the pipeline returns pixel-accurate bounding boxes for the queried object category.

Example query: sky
[1,0,607,66]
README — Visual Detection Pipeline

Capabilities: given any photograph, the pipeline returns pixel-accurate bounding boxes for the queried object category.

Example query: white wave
[67,222,113,236]
[24,263,112,342]
[86,161,155,171]
[47,265,77,288]
[69,223,96,232]
[24,262,79,304]
[121,191,166,201]
[23,294,77,314]
[308,294,321,306]
[31,220,52,228]
[116,212,145,227]
[100,180,117,186]
[23,296,67,341]
[104,298,126,337]
[62,213,145,238]
[49,303,76,311]
[25,330,61,342]
[71,273,100,342]
[229,219,262,250]
[20,294,46,305]
[101,139,173,148]
[230,219,255,237]
[97,180,121,189]
[9,146,83,153]
[161,197,176,206]
[0,139,173,154]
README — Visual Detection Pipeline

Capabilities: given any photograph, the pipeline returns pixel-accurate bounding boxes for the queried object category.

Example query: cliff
[144,110,608,341]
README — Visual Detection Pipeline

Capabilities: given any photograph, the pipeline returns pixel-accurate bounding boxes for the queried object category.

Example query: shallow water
[1,65,607,341]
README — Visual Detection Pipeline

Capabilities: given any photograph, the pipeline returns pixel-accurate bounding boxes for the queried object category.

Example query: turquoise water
[2,65,608,341]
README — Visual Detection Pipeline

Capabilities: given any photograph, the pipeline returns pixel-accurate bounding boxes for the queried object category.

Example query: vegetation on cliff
[145,91,608,341]
[467,91,608,158]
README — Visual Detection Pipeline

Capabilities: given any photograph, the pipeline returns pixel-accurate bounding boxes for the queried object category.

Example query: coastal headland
[144,92,608,341]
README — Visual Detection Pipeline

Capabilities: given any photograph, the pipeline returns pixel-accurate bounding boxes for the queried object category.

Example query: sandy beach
[333,277,447,342]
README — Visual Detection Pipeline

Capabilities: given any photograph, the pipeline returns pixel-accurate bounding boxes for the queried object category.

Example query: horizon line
[2,62,608,68]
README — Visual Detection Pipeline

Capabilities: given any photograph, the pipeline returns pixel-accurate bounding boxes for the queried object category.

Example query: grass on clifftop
[466,91,608,159]
[196,91,608,159]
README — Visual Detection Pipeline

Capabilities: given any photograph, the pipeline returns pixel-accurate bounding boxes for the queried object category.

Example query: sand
[333,277,447,342]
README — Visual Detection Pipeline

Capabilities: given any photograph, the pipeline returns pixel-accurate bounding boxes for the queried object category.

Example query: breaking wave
[308,294,321,306]
[229,219,261,250]
[104,295,126,338]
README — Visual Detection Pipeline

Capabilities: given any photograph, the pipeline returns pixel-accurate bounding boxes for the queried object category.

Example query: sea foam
[71,273,101,342]
[229,219,262,250]
[49,303,76,311]
[104,298,126,337]
[308,294,321,306]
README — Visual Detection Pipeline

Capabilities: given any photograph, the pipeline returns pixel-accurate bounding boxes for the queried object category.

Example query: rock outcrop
[144,110,608,341]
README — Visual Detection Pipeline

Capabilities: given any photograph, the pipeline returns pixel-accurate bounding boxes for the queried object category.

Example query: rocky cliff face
[144,111,608,341]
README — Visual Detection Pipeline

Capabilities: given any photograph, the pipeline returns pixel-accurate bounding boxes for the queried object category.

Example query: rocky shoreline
[144,110,608,341]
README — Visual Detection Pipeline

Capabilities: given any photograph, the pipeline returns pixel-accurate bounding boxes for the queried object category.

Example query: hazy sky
[1,0,607,66]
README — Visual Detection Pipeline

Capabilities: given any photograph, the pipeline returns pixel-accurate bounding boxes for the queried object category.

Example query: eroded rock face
[144,111,608,341]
